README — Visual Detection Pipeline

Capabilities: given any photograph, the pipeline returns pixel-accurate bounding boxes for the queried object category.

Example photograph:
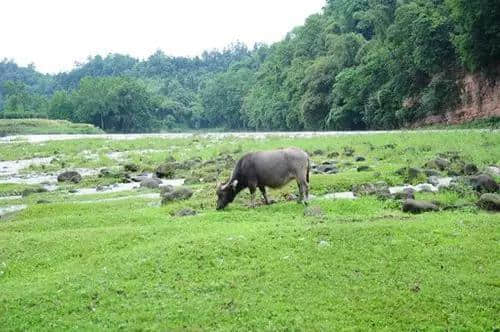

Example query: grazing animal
[216,148,310,210]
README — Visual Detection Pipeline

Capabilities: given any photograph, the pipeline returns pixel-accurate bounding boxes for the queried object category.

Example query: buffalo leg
[249,185,257,207]
[259,186,270,204]
[297,178,309,205]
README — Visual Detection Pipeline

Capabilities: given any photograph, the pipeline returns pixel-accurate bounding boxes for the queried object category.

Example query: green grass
[0,119,103,135]
[0,131,499,330]
[420,117,500,129]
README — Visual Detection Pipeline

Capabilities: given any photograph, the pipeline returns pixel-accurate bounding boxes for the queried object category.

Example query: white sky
[1,0,325,74]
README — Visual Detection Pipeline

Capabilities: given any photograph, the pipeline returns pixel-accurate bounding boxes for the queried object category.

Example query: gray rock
[327,152,339,158]
[477,193,500,211]
[316,165,339,174]
[402,199,439,213]
[57,171,82,183]
[425,158,450,171]
[161,186,193,204]
[124,163,139,172]
[462,163,478,175]
[95,185,106,192]
[357,165,372,172]
[160,185,174,194]
[131,175,149,182]
[408,167,424,180]
[355,156,366,162]
[485,165,500,176]
[140,178,162,189]
[427,176,440,186]
[343,147,354,157]
[155,163,175,178]
[468,174,499,193]
[394,188,415,200]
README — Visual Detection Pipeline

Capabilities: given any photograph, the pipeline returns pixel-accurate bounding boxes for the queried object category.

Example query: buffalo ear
[231,179,238,189]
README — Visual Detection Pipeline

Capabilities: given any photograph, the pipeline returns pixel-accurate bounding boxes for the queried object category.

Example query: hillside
[0,0,499,132]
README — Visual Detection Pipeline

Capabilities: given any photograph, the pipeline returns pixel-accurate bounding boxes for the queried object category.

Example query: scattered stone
[304,206,325,218]
[175,208,197,217]
[160,185,175,194]
[161,186,193,204]
[425,158,451,171]
[36,199,50,204]
[140,178,162,189]
[131,175,149,182]
[68,189,78,193]
[95,185,106,192]
[321,160,337,165]
[327,151,339,158]
[477,193,500,211]
[485,165,500,176]
[462,163,478,175]
[427,176,440,187]
[357,165,372,172]
[415,183,437,193]
[468,174,499,193]
[57,171,82,183]
[402,199,439,213]
[354,156,366,162]
[343,147,354,157]
[394,188,415,200]
[315,164,339,174]
[155,163,175,178]
[99,168,112,177]
[124,163,139,172]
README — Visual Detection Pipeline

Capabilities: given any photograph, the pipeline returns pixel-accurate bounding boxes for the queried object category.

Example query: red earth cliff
[415,65,500,126]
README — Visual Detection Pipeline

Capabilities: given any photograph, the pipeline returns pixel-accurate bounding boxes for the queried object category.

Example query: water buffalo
[216,148,310,210]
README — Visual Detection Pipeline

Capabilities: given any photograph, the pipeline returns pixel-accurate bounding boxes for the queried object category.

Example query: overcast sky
[1,0,325,74]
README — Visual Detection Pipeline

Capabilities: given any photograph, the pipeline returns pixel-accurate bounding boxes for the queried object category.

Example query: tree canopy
[1,0,498,132]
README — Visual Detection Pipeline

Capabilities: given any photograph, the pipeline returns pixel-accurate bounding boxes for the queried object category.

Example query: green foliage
[446,0,500,71]
[0,1,497,132]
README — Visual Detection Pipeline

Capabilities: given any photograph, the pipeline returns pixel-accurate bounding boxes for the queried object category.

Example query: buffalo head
[216,180,238,210]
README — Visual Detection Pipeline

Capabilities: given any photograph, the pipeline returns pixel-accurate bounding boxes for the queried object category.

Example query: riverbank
[0,130,498,330]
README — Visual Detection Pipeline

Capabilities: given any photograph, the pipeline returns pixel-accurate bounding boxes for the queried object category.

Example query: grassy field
[0,131,499,330]
[0,119,103,135]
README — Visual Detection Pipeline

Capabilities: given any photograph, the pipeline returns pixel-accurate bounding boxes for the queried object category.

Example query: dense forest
[1,0,499,132]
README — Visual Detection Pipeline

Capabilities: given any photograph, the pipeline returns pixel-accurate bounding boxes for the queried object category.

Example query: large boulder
[161,186,193,204]
[468,174,499,193]
[477,193,500,211]
[155,163,175,178]
[402,199,439,213]
[57,171,82,183]
[140,178,162,189]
